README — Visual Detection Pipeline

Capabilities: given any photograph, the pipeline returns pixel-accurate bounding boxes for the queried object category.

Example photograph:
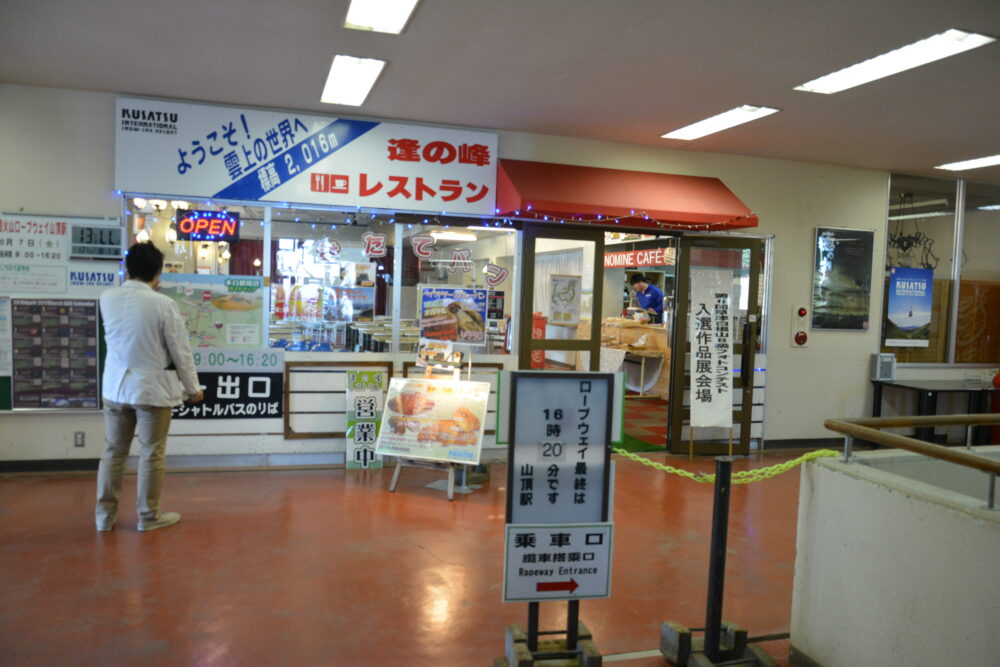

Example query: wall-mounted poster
[375,378,490,465]
[158,274,263,347]
[549,274,581,325]
[812,227,875,330]
[10,299,99,409]
[419,286,488,345]
[885,267,933,347]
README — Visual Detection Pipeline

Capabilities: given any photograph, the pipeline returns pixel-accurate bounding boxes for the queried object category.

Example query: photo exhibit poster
[689,270,733,429]
[158,274,263,348]
[885,267,933,347]
[345,370,386,470]
[812,227,875,330]
[549,274,582,325]
[419,286,488,345]
[10,299,100,409]
[375,378,490,465]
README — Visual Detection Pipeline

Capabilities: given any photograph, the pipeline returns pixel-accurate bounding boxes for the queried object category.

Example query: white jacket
[100,280,200,406]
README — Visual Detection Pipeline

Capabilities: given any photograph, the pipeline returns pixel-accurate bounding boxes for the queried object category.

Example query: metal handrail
[825,413,1000,508]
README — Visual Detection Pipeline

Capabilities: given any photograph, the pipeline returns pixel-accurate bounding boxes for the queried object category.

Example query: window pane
[881,175,956,363]
[955,181,1000,363]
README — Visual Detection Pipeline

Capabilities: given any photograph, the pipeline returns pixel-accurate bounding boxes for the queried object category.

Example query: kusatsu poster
[115,97,497,216]
[885,267,933,347]
[158,274,263,348]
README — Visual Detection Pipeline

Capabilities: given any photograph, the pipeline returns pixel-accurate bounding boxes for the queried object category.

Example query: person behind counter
[96,242,204,533]
[630,273,664,324]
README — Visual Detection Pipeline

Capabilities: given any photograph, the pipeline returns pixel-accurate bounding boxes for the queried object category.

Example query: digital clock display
[71,225,122,259]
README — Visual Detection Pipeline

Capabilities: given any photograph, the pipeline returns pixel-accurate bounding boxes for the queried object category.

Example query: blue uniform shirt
[635,283,664,323]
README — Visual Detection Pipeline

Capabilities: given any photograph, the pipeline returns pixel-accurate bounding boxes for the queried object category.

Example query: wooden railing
[824,413,1000,508]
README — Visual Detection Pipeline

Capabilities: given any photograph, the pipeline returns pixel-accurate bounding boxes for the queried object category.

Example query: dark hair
[629,273,645,285]
[125,242,164,282]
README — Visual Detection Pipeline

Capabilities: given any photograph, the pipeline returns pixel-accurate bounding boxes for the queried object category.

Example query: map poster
[419,286,488,345]
[549,274,581,325]
[10,299,100,409]
[885,267,933,348]
[172,372,282,420]
[375,378,491,465]
[158,274,263,348]
[345,370,387,470]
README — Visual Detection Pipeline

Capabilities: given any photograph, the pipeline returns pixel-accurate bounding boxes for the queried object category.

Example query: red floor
[0,453,801,665]
[624,398,670,446]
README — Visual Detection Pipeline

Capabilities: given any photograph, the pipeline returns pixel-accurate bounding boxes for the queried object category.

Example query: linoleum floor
[0,452,801,665]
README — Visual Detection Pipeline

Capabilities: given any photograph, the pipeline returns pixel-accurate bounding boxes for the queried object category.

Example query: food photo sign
[375,378,490,465]
[418,286,488,345]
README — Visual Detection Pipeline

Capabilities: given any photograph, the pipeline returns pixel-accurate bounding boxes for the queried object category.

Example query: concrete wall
[791,450,1000,666]
[0,81,925,460]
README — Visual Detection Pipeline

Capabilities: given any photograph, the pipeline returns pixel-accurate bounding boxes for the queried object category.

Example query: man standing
[630,273,664,324]
[96,242,203,532]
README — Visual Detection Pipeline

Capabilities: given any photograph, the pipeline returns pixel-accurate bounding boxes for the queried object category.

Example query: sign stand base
[494,622,602,667]
[387,458,478,501]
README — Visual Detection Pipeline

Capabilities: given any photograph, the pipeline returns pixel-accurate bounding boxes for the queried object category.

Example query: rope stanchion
[611,448,839,485]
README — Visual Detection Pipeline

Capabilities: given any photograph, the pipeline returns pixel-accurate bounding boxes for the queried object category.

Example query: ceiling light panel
[935,154,1000,171]
[795,29,995,95]
[345,0,419,35]
[661,105,780,141]
[320,55,386,106]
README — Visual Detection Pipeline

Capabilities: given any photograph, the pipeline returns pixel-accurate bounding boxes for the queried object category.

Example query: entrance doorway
[668,235,765,456]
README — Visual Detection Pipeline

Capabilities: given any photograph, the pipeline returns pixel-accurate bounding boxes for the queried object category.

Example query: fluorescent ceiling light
[795,29,995,94]
[430,230,478,242]
[345,0,419,34]
[661,105,779,141]
[978,204,1000,211]
[934,154,1000,171]
[887,211,955,221]
[888,198,948,210]
[320,55,386,106]
[467,226,515,233]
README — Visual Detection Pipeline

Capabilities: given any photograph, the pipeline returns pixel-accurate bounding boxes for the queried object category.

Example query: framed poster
[885,267,933,347]
[549,274,581,325]
[158,274,263,348]
[375,377,490,465]
[418,286,488,345]
[812,227,875,330]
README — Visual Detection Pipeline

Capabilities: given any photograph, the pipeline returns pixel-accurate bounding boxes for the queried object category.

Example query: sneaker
[138,512,181,532]
[96,522,115,532]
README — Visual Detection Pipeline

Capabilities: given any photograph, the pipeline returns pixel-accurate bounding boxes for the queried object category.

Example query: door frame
[517,224,604,372]
[668,235,763,455]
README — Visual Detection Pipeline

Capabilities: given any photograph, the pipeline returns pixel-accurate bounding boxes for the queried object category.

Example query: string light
[494,206,755,231]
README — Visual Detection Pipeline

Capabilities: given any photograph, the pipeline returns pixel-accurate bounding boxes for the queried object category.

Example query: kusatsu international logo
[120,107,179,135]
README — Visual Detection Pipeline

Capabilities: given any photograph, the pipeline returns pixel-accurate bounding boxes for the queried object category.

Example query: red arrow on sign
[536,578,579,594]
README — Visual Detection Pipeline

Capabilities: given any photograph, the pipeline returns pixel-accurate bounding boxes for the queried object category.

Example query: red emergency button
[797,307,808,318]
[794,331,808,346]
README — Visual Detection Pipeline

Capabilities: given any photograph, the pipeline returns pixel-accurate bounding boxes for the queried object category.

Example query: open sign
[177,210,240,242]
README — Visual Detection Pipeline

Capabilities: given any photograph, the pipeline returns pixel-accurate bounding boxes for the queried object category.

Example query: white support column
[392,222,403,353]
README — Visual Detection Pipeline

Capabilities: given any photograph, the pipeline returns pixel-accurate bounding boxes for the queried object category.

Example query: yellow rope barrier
[611,448,840,484]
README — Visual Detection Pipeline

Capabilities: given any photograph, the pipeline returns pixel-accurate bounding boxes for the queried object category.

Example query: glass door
[669,235,764,455]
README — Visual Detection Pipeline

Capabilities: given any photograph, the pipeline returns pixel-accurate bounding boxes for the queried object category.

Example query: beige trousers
[96,400,173,528]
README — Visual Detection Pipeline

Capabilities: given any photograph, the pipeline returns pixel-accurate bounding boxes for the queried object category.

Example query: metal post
[527,601,539,652]
[965,425,973,450]
[704,456,733,662]
[843,436,854,463]
[988,473,997,510]
[566,600,579,651]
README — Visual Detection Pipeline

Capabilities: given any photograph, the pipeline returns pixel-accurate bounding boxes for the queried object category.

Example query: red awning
[496,159,758,230]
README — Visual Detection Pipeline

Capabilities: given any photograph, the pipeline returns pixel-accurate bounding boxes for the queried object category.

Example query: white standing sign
[503,523,613,602]
[507,372,613,525]
[115,97,498,216]
[690,269,733,428]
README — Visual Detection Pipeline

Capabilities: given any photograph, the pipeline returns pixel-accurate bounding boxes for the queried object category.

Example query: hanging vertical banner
[690,269,732,428]
[346,370,387,470]
[549,274,582,325]
[885,267,933,348]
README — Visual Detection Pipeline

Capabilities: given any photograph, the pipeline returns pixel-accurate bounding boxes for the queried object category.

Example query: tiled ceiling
[2,0,999,184]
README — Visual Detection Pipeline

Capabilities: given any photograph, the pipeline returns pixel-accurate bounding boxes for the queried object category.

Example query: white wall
[1,83,899,459]
[791,452,1000,666]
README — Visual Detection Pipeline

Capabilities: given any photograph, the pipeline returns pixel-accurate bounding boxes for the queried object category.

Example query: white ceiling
[2,0,999,184]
